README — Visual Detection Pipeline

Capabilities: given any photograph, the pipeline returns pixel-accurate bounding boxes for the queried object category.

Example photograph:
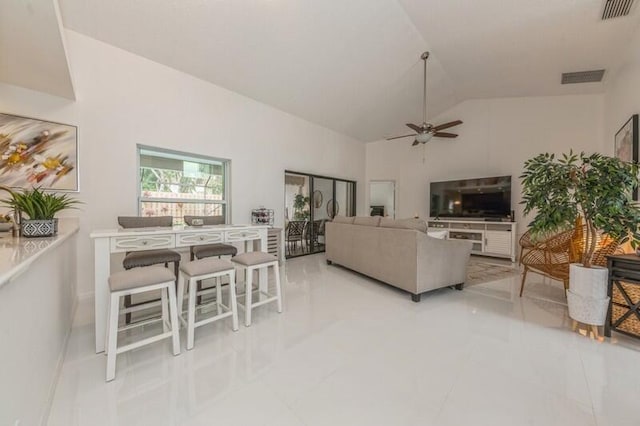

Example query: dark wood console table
[605,254,640,339]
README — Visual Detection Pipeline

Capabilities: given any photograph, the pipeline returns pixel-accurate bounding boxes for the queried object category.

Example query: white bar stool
[106,266,180,382]
[232,252,282,326]
[177,258,239,350]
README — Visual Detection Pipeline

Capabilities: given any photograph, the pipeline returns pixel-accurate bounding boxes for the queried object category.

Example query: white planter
[566,291,610,326]
[569,263,608,299]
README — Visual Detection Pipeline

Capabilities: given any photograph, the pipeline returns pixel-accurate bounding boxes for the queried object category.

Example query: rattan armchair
[520,224,619,297]
[518,230,535,265]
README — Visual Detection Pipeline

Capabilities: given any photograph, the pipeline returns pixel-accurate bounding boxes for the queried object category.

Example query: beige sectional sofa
[325,216,473,302]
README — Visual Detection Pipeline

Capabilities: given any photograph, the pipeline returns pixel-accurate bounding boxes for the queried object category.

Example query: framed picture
[615,114,639,200]
[0,113,78,191]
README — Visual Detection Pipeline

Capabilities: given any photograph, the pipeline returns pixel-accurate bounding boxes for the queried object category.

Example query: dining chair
[286,220,306,255]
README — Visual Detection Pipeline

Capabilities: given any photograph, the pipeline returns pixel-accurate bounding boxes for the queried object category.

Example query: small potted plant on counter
[0,187,81,237]
[521,151,640,326]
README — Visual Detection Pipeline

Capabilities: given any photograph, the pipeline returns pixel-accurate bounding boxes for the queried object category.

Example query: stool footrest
[194,311,234,328]
[237,290,278,309]
[116,330,174,354]
[249,296,278,308]
[178,301,232,327]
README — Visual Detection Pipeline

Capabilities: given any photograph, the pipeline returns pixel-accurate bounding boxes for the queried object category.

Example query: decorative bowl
[0,222,13,232]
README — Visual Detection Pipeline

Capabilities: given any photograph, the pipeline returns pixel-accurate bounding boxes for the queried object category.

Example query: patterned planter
[21,219,57,238]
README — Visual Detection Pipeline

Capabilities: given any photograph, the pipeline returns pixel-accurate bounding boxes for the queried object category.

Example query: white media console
[428,219,517,262]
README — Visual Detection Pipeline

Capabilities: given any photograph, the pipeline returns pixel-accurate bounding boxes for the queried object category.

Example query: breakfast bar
[90,224,269,353]
[0,219,78,426]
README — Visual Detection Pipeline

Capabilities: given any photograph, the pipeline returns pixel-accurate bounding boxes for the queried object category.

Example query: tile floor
[48,254,640,426]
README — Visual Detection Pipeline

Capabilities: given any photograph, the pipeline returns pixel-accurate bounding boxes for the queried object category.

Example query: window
[137,146,230,225]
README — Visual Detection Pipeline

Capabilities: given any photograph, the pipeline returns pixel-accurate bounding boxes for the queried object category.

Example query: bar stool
[184,215,238,305]
[184,215,238,261]
[118,216,181,324]
[106,266,180,382]
[177,258,239,350]
[232,252,282,326]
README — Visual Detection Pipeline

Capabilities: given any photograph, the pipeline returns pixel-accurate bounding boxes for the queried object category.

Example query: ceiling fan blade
[406,123,423,133]
[386,134,416,140]
[433,132,458,138]
[412,139,420,146]
[433,120,463,132]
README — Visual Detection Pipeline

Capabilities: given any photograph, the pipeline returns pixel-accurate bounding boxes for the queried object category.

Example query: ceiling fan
[387,51,462,146]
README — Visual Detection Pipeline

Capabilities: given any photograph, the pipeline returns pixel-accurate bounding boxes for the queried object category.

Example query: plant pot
[566,290,610,326]
[569,263,608,299]
[21,219,56,238]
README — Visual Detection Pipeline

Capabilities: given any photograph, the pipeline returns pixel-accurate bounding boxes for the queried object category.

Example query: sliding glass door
[284,171,356,259]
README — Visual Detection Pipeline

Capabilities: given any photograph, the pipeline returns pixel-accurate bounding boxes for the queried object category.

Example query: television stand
[428,218,517,262]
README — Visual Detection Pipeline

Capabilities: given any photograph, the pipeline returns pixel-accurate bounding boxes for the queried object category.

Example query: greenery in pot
[0,187,81,220]
[293,194,310,220]
[521,151,640,267]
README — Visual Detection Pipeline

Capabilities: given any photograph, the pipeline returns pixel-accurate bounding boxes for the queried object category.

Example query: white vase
[569,263,608,299]
[566,291,610,326]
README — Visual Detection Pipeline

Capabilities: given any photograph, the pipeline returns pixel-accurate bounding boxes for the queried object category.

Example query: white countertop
[90,223,268,238]
[0,218,79,289]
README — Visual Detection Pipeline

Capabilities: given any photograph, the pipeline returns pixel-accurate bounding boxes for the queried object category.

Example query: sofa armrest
[415,235,473,293]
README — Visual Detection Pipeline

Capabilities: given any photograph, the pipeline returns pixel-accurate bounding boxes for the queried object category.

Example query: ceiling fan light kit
[387,51,463,147]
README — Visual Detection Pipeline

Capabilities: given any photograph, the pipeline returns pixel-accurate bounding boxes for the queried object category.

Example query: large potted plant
[1,187,80,237]
[293,194,310,220]
[521,151,640,325]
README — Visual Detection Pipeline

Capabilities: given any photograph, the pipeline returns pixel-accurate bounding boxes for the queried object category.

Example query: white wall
[604,26,640,155]
[369,181,395,217]
[0,30,365,298]
[366,94,605,235]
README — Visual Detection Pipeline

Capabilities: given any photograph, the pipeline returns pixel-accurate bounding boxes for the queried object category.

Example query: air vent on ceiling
[602,0,635,19]
[561,70,606,84]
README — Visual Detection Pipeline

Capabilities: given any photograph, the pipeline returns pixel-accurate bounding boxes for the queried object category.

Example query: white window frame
[136,144,231,223]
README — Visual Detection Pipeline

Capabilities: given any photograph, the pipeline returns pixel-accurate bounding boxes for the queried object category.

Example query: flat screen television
[430,176,511,219]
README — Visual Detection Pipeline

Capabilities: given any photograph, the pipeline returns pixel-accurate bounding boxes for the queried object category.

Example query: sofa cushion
[353,216,382,227]
[332,215,355,224]
[427,229,448,239]
[380,218,427,233]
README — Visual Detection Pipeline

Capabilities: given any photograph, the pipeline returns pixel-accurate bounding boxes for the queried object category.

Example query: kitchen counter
[0,218,79,289]
[0,217,78,426]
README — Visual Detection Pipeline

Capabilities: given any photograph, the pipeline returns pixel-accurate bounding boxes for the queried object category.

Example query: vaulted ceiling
[6,1,640,141]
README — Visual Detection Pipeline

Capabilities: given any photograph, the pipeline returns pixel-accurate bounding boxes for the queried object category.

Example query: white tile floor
[48,254,640,426]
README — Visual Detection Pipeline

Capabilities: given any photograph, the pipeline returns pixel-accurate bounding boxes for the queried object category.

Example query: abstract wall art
[0,113,78,191]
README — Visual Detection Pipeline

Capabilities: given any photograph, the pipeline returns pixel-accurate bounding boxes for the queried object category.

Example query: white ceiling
[399,0,640,100]
[13,1,640,141]
[0,0,75,99]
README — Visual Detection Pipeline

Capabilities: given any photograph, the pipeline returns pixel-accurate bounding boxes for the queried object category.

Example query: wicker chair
[520,223,619,297]
[518,230,535,265]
